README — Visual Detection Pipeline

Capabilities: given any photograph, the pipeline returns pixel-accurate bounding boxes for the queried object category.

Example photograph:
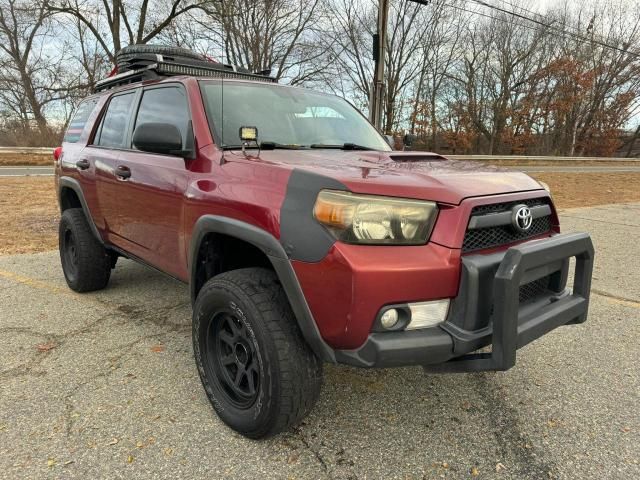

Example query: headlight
[313,190,438,245]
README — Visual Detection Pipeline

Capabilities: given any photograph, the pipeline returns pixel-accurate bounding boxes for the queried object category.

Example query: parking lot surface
[0,204,638,479]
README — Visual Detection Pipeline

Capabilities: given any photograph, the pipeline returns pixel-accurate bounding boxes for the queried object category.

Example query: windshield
[200,80,391,151]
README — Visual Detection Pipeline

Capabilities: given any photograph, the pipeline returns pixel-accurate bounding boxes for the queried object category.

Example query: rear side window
[64,98,99,143]
[134,87,189,149]
[95,92,136,148]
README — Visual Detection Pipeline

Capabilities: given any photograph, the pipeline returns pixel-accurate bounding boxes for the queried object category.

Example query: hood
[229,149,544,205]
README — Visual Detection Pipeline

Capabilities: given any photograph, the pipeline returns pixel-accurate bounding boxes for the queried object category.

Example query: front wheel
[192,268,323,439]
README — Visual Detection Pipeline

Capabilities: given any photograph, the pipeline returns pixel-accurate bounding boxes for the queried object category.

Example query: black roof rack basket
[94,60,276,92]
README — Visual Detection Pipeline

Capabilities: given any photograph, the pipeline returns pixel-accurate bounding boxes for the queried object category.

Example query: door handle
[115,165,131,180]
[76,159,90,170]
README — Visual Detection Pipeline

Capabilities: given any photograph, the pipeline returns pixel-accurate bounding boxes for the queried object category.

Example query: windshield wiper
[310,143,375,151]
[260,141,308,150]
[222,142,307,150]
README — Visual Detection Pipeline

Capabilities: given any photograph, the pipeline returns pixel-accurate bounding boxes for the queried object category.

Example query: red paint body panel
[293,242,460,349]
[56,76,559,351]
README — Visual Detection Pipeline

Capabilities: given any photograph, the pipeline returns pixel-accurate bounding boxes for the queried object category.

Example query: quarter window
[64,98,99,143]
[95,92,136,148]
[133,87,190,149]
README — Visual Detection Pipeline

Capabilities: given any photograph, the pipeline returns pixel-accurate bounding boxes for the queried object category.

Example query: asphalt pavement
[0,204,638,479]
[3,165,640,177]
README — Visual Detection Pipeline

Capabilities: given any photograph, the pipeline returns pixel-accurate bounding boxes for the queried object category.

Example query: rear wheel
[193,268,323,439]
[59,208,112,292]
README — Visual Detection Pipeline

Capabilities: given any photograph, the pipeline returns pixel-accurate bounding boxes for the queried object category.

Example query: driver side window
[133,86,190,150]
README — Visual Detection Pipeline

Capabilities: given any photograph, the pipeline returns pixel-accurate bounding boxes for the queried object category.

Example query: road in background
[0,166,54,177]
[0,204,638,479]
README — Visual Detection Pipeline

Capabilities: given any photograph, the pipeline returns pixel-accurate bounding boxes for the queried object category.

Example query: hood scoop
[389,153,446,162]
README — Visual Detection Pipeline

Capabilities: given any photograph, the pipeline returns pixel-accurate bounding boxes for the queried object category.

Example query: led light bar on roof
[94,60,275,92]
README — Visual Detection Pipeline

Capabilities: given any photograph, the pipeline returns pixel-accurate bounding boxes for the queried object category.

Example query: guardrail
[447,154,639,162]
[0,146,638,162]
[0,147,55,154]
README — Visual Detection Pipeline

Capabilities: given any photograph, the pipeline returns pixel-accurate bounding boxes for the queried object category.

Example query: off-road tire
[59,208,112,292]
[193,268,323,439]
[116,44,205,70]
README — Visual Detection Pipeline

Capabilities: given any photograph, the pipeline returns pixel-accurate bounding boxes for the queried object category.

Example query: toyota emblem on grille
[512,205,533,232]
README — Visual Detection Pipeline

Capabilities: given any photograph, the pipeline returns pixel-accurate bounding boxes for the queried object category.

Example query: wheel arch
[57,176,103,244]
[189,215,336,363]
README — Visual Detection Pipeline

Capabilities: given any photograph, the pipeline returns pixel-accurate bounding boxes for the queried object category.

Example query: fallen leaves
[36,341,57,352]
[108,438,119,446]
[547,419,559,428]
[496,462,507,473]
[127,455,135,464]
[470,466,480,476]
[150,344,165,353]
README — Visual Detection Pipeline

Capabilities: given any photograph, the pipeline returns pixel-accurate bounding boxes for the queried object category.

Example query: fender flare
[57,176,104,244]
[189,215,336,363]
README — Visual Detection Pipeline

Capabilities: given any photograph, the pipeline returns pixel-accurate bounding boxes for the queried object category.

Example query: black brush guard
[424,232,594,373]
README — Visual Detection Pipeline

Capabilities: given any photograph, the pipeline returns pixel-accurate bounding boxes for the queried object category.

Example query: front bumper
[334,232,594,371]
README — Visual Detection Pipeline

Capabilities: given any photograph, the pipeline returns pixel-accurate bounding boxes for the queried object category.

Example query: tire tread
[195,268,322,438]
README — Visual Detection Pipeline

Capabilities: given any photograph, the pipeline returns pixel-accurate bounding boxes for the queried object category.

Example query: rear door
[101,83,192,279]
[85,89,140,239]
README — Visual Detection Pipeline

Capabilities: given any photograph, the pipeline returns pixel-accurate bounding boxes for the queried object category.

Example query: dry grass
[531,172,640,209]
[0,153,52,166]
[0,177,58,255]
[0,173,639,255]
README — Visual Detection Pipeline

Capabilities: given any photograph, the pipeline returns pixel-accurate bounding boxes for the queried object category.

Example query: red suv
[55,46,594,439]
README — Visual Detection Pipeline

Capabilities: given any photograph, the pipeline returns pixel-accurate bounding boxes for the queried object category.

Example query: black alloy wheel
[192,268,323,438]
[208,311,261,408]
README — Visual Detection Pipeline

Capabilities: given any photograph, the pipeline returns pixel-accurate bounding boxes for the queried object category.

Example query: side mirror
[133,122,183,156]
[403,133,416,149]
[384,135,395,149]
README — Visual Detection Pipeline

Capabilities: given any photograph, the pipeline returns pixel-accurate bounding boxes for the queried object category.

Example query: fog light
[380,309,399,329]
[406,300,450,330]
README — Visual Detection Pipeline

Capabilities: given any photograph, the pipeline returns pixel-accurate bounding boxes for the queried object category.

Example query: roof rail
[94,60,276,92]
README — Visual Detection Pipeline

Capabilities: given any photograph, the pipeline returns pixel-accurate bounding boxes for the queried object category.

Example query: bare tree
[50,0,208,62]
[194,0,326,85]
[321,0,431,133]
[409,0,464,150]
[0,0,70,142]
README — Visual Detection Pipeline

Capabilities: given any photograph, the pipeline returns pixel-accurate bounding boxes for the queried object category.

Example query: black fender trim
[279,169,348,262]
[189,215,337,363]
[57,176,104,244]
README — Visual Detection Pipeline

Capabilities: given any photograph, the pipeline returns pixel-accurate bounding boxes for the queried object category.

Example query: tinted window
[64,98,99,143]
[200,81,390,151]
[134,87,189,149]
[95,92,136,148]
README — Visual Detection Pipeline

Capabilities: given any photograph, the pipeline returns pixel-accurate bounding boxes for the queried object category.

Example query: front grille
[519,275,552,303]
[463,198,552,252]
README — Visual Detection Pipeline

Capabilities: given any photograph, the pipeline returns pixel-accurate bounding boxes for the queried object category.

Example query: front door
[100,84,192,279]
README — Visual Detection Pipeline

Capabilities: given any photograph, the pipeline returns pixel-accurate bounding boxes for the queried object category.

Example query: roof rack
[94,60,276,92]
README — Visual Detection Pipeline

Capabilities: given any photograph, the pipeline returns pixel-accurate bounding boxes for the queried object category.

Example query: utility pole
[369,0,430,132]
[369,0,389,131]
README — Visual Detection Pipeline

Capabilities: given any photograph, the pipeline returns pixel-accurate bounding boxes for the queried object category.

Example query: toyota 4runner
[54,46,594,439]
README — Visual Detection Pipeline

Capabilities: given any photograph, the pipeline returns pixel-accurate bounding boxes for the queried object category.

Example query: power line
[468,0,640,59]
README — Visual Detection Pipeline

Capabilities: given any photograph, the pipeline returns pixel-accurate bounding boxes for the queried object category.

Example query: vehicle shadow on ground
[100,260,554,479]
